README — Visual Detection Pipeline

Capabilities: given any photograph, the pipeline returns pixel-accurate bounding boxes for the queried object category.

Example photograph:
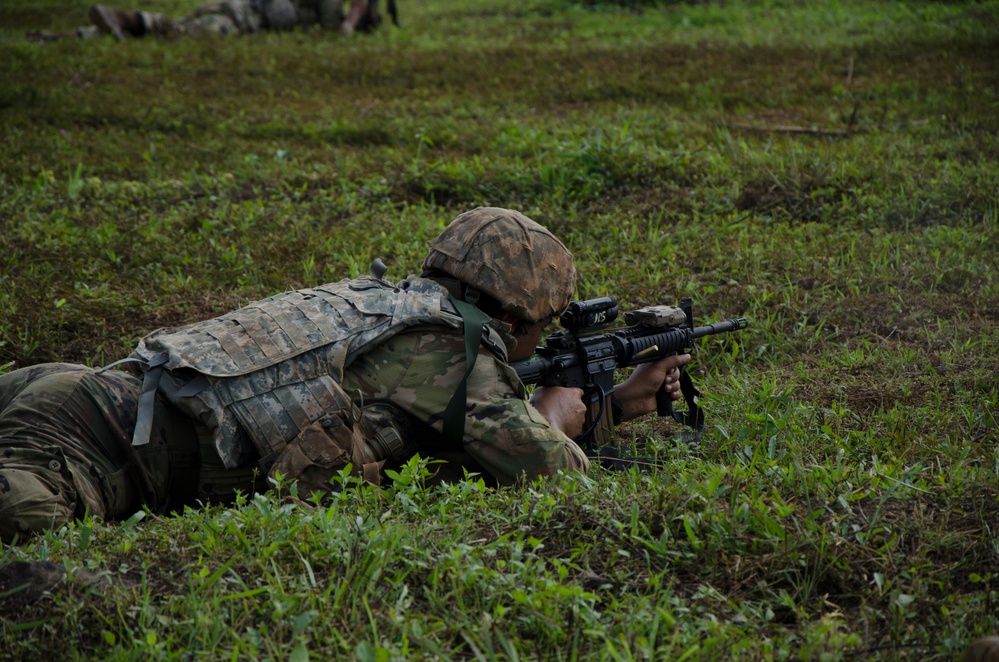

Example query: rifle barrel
[691,318,749,339]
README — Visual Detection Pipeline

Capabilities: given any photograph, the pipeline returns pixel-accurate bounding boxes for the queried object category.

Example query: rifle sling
[674,368,704,430]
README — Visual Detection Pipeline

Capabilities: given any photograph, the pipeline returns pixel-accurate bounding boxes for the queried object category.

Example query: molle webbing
[139,288,364,377]
[226,374,359,469]
[128,277,470,467]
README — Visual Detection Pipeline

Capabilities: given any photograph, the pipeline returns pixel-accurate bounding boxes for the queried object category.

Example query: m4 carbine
[512,297,749,446]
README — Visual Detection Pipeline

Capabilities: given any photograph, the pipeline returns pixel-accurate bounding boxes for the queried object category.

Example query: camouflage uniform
[1,207,588,541]
[118,0,344,37]
[0,363,270,541]
[0,277,587,542]
[342,326,589,485]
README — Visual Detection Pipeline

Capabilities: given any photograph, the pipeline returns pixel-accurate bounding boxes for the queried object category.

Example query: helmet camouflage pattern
[422,207,576,322]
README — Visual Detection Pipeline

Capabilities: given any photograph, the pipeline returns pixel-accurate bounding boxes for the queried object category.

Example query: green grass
[1,0,998,658]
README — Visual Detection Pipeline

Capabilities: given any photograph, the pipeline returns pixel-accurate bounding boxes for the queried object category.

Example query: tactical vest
[127,276,508,471]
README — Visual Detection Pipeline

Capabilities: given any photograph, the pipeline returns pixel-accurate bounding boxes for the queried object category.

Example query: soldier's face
[508,316,554,362]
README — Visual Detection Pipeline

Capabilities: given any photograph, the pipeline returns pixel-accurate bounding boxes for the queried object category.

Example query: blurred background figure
[30,0,398,42]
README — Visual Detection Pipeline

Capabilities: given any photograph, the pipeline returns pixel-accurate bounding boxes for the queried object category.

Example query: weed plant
[1,0,998,659]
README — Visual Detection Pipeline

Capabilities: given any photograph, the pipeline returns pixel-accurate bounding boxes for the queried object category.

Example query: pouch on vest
[267,409,393,494]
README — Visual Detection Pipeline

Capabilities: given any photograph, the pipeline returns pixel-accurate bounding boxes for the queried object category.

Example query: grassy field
[1,0,998,658]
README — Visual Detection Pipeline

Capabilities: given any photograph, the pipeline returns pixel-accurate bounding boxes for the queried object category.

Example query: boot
[89,4,146,41]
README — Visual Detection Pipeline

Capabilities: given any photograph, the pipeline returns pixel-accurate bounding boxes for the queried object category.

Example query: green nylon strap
[442,298,484,446]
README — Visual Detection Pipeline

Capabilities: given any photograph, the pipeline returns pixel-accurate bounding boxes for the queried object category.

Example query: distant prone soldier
[30,0,398,43]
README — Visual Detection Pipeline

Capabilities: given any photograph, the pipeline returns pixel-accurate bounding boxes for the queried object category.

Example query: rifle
[512,297,749,447]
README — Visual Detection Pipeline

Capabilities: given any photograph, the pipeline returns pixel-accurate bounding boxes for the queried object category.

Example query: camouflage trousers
[140,0,346,36]
[0,364,261,543]
[141,0,264,37]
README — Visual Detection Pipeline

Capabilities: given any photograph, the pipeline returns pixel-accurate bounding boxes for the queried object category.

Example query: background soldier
[0,207,688,542]
[36,0,398,42]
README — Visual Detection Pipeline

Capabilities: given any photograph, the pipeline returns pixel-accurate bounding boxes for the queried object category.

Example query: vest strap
[131,354,168,447]
[442,299,484,446]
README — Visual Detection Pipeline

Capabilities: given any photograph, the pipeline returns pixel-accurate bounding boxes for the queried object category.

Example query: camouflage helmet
[422,207,576,322]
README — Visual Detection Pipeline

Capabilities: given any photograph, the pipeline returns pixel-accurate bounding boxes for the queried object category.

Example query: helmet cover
[422,207,576,321]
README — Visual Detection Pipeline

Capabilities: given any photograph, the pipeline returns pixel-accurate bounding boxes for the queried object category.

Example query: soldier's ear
[511,317,544,338]
[494,311,523,330]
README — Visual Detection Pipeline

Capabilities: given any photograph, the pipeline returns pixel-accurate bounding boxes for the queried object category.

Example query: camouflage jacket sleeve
[342,329,590,485]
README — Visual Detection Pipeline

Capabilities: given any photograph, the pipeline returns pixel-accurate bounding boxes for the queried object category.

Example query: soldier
[0,207,689,542]
[50,0,398,42]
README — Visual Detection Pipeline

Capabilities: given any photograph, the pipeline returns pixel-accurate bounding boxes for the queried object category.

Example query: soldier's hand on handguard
[530,386,588,439]
[613,354,692,423]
